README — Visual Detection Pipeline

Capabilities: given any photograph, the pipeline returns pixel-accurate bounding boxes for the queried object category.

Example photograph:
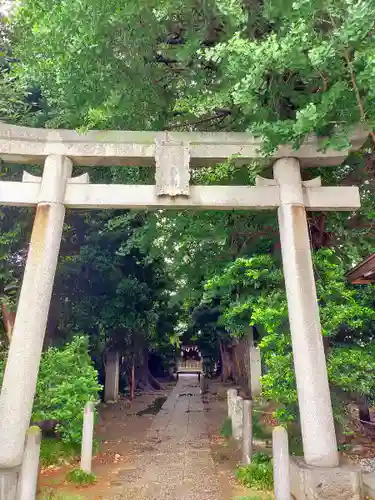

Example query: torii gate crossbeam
[0,124,367,500]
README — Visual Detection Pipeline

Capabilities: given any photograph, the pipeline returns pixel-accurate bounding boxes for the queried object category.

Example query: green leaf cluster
[202,248,375,416]
[0,336,102,445]
[235,452,273,491]
[328,344,375,396]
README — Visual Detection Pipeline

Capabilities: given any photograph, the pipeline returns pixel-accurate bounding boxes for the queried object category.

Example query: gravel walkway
[106,375,224,500]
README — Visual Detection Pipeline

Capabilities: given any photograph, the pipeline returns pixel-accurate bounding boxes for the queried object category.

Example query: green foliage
[236,453,273,491]
[39,439,80,467]
[288,434,304,457]
[2,337,101,446]
[273,407,295,426]
[12,0,174,129]
[221,410,270,441]
[66,468,96,486]
[13,0,375,155]
[220,418,233,438]
[38,491,85,500]
[328,344,375,397]
[252,412,271,440]
[32,336,101,445]
[174,0,375,152]
[202,248,375,418]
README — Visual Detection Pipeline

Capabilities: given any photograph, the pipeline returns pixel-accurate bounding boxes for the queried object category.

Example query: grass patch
[252,412,271,440]
[235,452,273,491]
[220,418,233,438]
[40,439,80,467]
[38,490,85,500]
[220,413,271,441]
[66,468,96,485]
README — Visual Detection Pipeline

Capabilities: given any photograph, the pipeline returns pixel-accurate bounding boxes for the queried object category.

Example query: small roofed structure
[347,252,375,284]
[177,345,203,376]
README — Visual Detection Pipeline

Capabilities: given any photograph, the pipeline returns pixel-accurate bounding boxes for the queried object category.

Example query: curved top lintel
[0,123,368,168]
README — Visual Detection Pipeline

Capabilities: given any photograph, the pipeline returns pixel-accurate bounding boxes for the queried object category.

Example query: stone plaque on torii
[0,124,367,499]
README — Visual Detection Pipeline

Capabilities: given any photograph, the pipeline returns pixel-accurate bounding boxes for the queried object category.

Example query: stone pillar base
[0,467,19,500]
[290,456,364,500]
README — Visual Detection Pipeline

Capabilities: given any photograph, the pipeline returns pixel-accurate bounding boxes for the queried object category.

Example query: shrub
[252,412,271,440]
[31,336,101,445]
[39,438,80,467]
[235,452,273,491]
[66,468,96,485]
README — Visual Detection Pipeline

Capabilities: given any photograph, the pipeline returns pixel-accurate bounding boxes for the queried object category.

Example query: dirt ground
[38,382,174,499]
[38,379,273,499]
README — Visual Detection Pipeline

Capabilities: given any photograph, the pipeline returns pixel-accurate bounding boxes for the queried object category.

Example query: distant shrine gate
[0,124,367,499]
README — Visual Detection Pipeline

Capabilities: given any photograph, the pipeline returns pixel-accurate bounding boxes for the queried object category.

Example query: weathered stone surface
[290,457,364,500]
[0,156,72,470]
[155,138,190,196]
[16,426,41,500]
[242,399,252,465]
[272,426,290,500]
[0,123,368,167]
[81,402,94,473]
[0,468,18,500]
[275,158,338,468]
[0,180,360,212]
[250,346,262,396]
[227,388,237,419]
[232,396,244,441]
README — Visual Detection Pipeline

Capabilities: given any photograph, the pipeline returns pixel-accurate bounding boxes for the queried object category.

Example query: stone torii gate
[0,124,366,499]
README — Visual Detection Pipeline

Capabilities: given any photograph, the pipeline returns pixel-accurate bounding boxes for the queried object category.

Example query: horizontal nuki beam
[0,182,360,211]
[0,124,368,168]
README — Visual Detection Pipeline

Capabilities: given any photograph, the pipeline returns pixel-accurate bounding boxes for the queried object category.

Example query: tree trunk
[233,338,251,399]
[219,340,232,382]
[135,347,162,391]
[1,303,15,344]
[358,395,371,422]
[130,361,135,401]
[148,372,162,390]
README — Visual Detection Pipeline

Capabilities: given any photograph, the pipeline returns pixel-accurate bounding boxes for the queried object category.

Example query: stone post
[16,426,41,500]
[200,374,208,394]
[250,345,262,396]
[0,156,72,495]
[242,399,253,464]
[104,350,120,402]
[274,158,338,467]
[81,402,95,474]
[273,426,290,500]
[227,388,237,419]
[232,395,244,441]
[0,469,17,500]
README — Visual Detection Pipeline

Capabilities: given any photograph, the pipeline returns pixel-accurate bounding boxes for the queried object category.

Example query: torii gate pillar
[274,158,338,467]
[274,158,363,500]
[0,156,72,496]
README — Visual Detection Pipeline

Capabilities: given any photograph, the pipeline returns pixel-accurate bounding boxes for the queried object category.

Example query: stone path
[107,375,224,500]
